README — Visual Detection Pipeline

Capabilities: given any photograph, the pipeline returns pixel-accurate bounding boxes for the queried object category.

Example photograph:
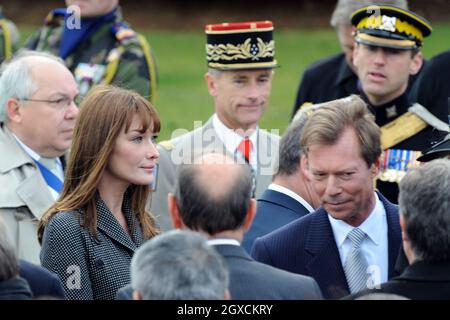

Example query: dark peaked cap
[351,5,432,50]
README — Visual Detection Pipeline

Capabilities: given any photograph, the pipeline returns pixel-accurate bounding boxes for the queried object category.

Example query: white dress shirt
[212,114,258,170]
[328,192,389,286]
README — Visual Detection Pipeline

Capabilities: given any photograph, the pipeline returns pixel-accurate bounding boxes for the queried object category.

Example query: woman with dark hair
[38,85,160,300]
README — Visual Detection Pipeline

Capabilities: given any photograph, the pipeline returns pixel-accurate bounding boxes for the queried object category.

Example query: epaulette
[111,22,136,43]
[44,8,66,26]
[159,140,174,151]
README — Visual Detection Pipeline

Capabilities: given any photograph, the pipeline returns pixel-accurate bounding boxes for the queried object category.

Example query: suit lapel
[96,197,140,252]
[305,209,349,298]
[255,130,278,196]
[377,192,401,278]
[16,172,54,220]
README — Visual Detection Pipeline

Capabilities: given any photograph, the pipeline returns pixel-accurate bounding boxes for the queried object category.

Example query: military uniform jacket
[0,123,53,265]
[363,92,449,203]
[26,7,157,101]
[40,194,145,300]
[150,117,280,231]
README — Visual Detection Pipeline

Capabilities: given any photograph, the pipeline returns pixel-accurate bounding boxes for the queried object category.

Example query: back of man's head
[330,0,408,27]
[175,153,253,235]
[399,159,450,263]
[276,115,308,177]
[131,229,229,300]
[0,217,19,281]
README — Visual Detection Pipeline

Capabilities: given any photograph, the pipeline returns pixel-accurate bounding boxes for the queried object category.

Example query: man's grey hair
[0,217,19,281]
[399,159,450,262]
[0,50,65,123]
[276,115,308,177]
[330,0,408,27]
[131,230,229,300]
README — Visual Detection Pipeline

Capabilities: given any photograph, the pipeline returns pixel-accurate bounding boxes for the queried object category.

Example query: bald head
[174,153,253,235]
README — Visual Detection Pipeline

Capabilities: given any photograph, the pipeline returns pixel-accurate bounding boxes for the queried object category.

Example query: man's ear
[132,290,142,300]
[205,72,218,97]
[6,98,23,123]
[300,154,311,181]
[399,214,409,242]
[370,157,380,178]
[242,198,256,231]
[409,51,423,76]
[168,193,185,229]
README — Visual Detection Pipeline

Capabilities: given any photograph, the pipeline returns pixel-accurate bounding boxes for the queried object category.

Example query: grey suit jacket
[150,117,280,231]
[214,244,323,300]
[0,123,54,264]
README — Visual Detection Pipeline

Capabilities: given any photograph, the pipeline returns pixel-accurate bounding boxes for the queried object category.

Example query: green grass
[19,24,450,140]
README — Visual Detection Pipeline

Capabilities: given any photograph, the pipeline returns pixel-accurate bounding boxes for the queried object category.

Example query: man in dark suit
[242,115,320,252]
[19,260,65,299]
[252,96,402,299]
[291,0,408,119]
[348,159,450,299]
[168,153,323,300]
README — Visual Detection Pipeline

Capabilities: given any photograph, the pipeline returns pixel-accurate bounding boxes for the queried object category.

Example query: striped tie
[344,228,369,294]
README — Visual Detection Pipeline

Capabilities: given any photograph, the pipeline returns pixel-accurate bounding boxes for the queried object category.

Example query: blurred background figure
[26,0,157,101]
[130,230,229,300]
[0,217,32,300]
[0,6,21,64]
[409,49,450,124]
[38,85,160,300]
[291,0,408,119]
[0,50,79,265]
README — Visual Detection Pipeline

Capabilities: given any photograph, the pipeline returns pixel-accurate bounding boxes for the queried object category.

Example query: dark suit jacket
[117,244,324,300]
[19,260,65,299]
[242,189,311,253]
[214,244,322,300]
[251,192,401,299]
[346,261,450,300]
[291,53,358,119]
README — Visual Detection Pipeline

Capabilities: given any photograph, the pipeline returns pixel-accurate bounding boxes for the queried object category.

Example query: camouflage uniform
[0,10,20,64]
[26,7,157,102]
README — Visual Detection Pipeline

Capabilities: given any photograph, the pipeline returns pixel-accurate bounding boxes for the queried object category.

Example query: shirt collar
[328,192,386,248]
[212,113,258,156]
[207,238,240,246]
[12,133,41,161]
[268,183,315,213]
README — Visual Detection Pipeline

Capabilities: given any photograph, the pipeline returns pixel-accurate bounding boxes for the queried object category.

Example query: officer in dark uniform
[291,0,408,120]
[351,4,450,203]
[409,50,450,125]
[25,0,157,102]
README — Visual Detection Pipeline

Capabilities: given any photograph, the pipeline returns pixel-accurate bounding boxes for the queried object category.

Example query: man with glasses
[0,50,79,265]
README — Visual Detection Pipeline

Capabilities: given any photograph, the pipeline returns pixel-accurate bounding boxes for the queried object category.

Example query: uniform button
[95,259,104,268]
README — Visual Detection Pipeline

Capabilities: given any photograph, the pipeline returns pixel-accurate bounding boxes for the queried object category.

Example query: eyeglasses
[21,95,83,109]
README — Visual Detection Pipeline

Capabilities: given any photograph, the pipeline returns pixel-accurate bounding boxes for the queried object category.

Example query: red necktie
[237,137,252,163]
